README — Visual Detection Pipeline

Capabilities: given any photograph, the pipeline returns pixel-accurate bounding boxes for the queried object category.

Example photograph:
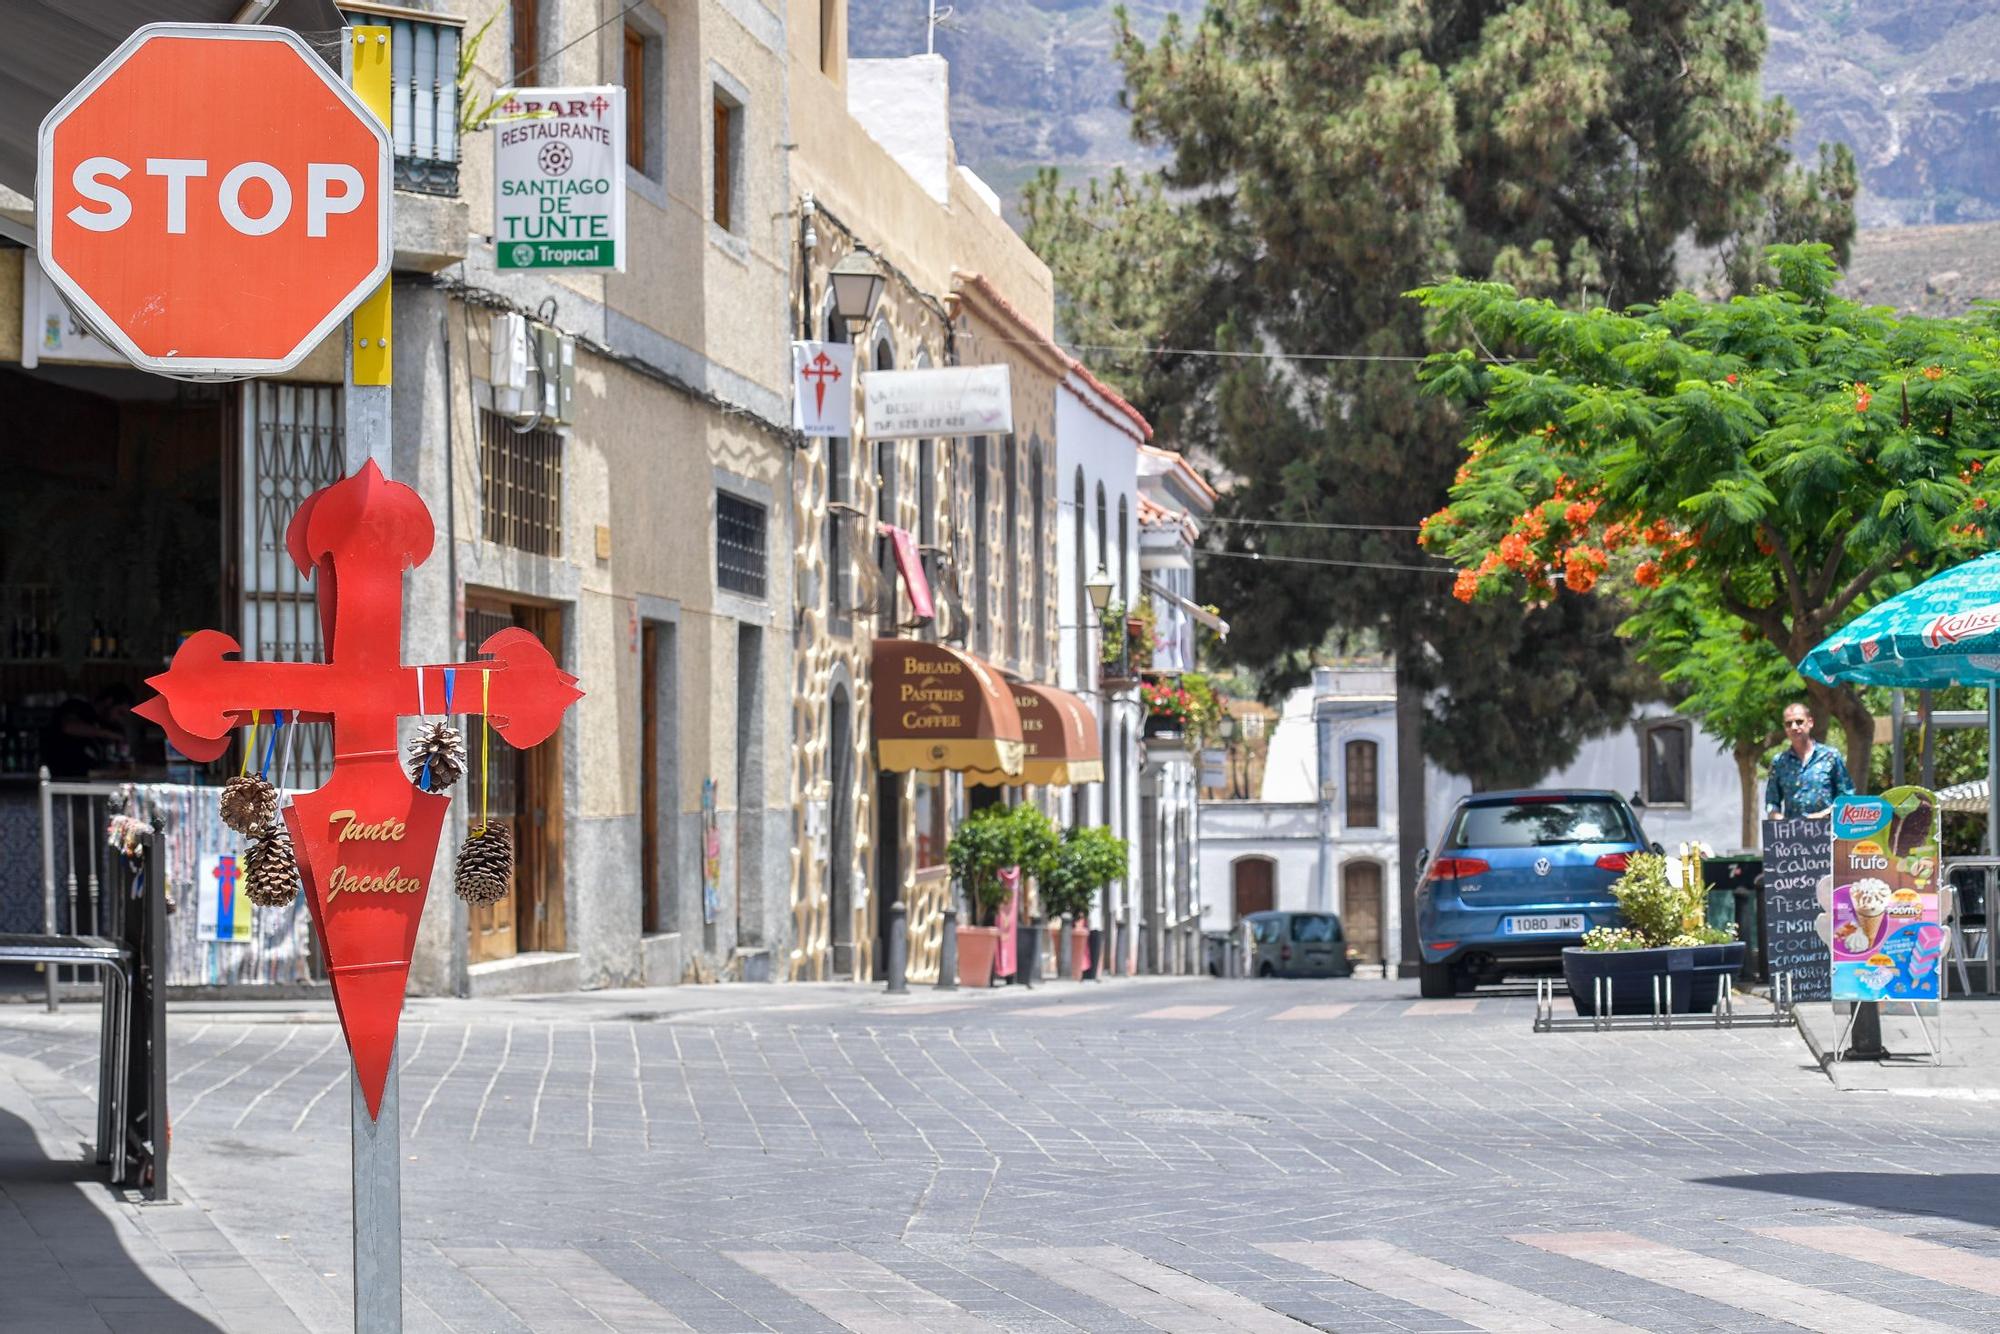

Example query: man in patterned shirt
[1764,702,1856,819]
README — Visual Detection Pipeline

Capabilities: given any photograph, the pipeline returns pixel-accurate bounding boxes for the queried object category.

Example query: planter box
[1562,943,1745,1017]
[957,925,1000,989]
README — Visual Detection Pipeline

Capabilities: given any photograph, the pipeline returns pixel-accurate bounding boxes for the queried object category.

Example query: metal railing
[39,776,126,1008]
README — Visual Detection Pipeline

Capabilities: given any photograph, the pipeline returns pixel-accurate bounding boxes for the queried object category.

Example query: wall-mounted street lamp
[829,251,887,330]
[1085,565,1114,613]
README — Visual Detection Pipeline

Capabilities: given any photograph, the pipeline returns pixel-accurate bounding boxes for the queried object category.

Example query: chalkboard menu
[1762,817,1832,1001]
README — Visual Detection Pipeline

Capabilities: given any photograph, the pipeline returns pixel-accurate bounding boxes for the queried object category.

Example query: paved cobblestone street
[10,976,2000,1331]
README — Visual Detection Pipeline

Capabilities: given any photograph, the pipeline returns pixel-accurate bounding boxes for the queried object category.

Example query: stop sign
[37,24,391,378]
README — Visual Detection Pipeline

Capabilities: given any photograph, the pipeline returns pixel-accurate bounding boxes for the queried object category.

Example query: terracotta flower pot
[957,925,1001,989]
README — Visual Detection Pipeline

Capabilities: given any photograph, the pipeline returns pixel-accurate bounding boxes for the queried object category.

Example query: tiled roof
[1139,443,1218,501]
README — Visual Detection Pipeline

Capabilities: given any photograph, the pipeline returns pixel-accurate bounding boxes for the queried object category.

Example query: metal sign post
[345,26,399,1331]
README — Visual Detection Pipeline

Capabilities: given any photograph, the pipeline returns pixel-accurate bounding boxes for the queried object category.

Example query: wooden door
[1232,858,1274,921]
[1342,861,1384,965]
[465,599,566,961]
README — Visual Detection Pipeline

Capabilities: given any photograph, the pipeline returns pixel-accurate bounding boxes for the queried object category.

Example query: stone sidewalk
[0,1054,302,1333]
[1797,994,2000,1094]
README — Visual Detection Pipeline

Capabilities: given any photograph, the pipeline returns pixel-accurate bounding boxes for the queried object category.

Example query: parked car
[1244,910,1356,979]
[1415,789,1651,998]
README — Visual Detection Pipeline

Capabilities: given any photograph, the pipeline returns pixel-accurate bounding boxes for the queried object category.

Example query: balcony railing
[339,5,463,197]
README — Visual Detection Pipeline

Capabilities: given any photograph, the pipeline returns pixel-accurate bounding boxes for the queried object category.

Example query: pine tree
[1024,0,1857,789]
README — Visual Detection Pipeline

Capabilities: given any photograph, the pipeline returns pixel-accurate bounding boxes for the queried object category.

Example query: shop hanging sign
[861,364,1012,440]
[792,340,855,437]
[1829,787,1944,1002]
[494,86,626,272]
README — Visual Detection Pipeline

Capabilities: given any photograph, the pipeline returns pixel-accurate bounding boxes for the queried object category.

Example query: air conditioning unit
[489,311,530,417]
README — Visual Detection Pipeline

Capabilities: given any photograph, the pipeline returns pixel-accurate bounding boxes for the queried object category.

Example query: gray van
[1245,911,1354,978]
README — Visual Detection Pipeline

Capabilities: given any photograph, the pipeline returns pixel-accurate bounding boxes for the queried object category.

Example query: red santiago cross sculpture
[134,462,582,1117]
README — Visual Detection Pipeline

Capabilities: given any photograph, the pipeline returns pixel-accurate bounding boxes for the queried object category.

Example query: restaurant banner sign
[494,87,626,272]
[861,364,1012,440]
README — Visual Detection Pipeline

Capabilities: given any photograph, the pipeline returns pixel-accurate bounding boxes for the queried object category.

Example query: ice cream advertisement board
[1830,787,1944,1002]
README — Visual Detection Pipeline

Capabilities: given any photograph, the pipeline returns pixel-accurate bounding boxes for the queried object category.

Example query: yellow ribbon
[240,709,260,777]
[479,671,491,835]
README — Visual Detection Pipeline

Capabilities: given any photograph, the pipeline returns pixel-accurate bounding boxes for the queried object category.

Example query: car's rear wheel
[1419,961,1456,998]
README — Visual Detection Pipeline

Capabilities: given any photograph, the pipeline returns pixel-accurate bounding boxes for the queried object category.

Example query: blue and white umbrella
[1802,552,2000,689]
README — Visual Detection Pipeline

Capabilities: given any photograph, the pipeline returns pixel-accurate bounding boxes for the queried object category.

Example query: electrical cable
[1198,549,1457,576]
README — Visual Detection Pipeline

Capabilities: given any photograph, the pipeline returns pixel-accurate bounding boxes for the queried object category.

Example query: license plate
[1503,914,1585,935]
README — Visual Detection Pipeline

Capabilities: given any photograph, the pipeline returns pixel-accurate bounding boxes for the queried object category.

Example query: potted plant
[1100,600,1136,687]
[946,804,1058,988]
[946,807,1014,987]
[1041,825,1130,979]
[1563,851,1743,1016]
[1141,678,1196,739]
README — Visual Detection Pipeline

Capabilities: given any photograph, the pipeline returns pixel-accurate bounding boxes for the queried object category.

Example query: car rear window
[1450,798,1636,848]
[1290,915,1340,943]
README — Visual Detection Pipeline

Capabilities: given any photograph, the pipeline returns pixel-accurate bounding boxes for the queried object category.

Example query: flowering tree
[1414,245,2000,782]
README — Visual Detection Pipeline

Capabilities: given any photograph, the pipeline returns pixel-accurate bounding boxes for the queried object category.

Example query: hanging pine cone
[219,774,278,835]
[406,721,467,793]
[454,822,513,905]
[243,824,300,908]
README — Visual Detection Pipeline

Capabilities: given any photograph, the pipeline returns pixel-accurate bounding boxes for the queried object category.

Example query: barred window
[480,409,562,556]
[716,491,767,598]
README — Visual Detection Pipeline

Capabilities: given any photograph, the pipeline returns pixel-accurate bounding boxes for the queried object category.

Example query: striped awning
[872,639,1023,781]
[998,680,1103,787]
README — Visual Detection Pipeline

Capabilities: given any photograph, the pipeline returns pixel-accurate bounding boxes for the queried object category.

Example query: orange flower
[1477,549,1503,576]
[1855,382,1873,413]
[1452,570,1479,603]
[1519,509,1549,540]
[1601,522,1629,551]
[1977,498,1989,511]
[1564,499,1599,529]
[1924,365,1946,381]
[1975,460,1985,474]
[1633,560,1662,588]
[1725,373,1738,384]
[1755,533,1775,556]
[1454,465,1473,486]
[1499,532,1534,571]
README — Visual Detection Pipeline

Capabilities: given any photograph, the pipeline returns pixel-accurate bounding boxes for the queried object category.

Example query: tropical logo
[1922,607,2000,649]
[1860,638,1881,663]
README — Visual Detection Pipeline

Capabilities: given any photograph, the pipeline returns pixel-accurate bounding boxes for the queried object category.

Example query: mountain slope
[851,0,2000,235]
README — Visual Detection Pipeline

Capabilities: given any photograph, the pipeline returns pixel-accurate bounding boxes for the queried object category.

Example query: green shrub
[946,803,1059,923]
[1583,852,1739,951]
[1040,825,1130,920]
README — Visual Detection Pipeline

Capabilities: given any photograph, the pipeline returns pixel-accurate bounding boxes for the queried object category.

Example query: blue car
[1416,789,1651,998]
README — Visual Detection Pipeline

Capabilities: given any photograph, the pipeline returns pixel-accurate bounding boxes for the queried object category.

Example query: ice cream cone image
[1851,878,1893,949]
